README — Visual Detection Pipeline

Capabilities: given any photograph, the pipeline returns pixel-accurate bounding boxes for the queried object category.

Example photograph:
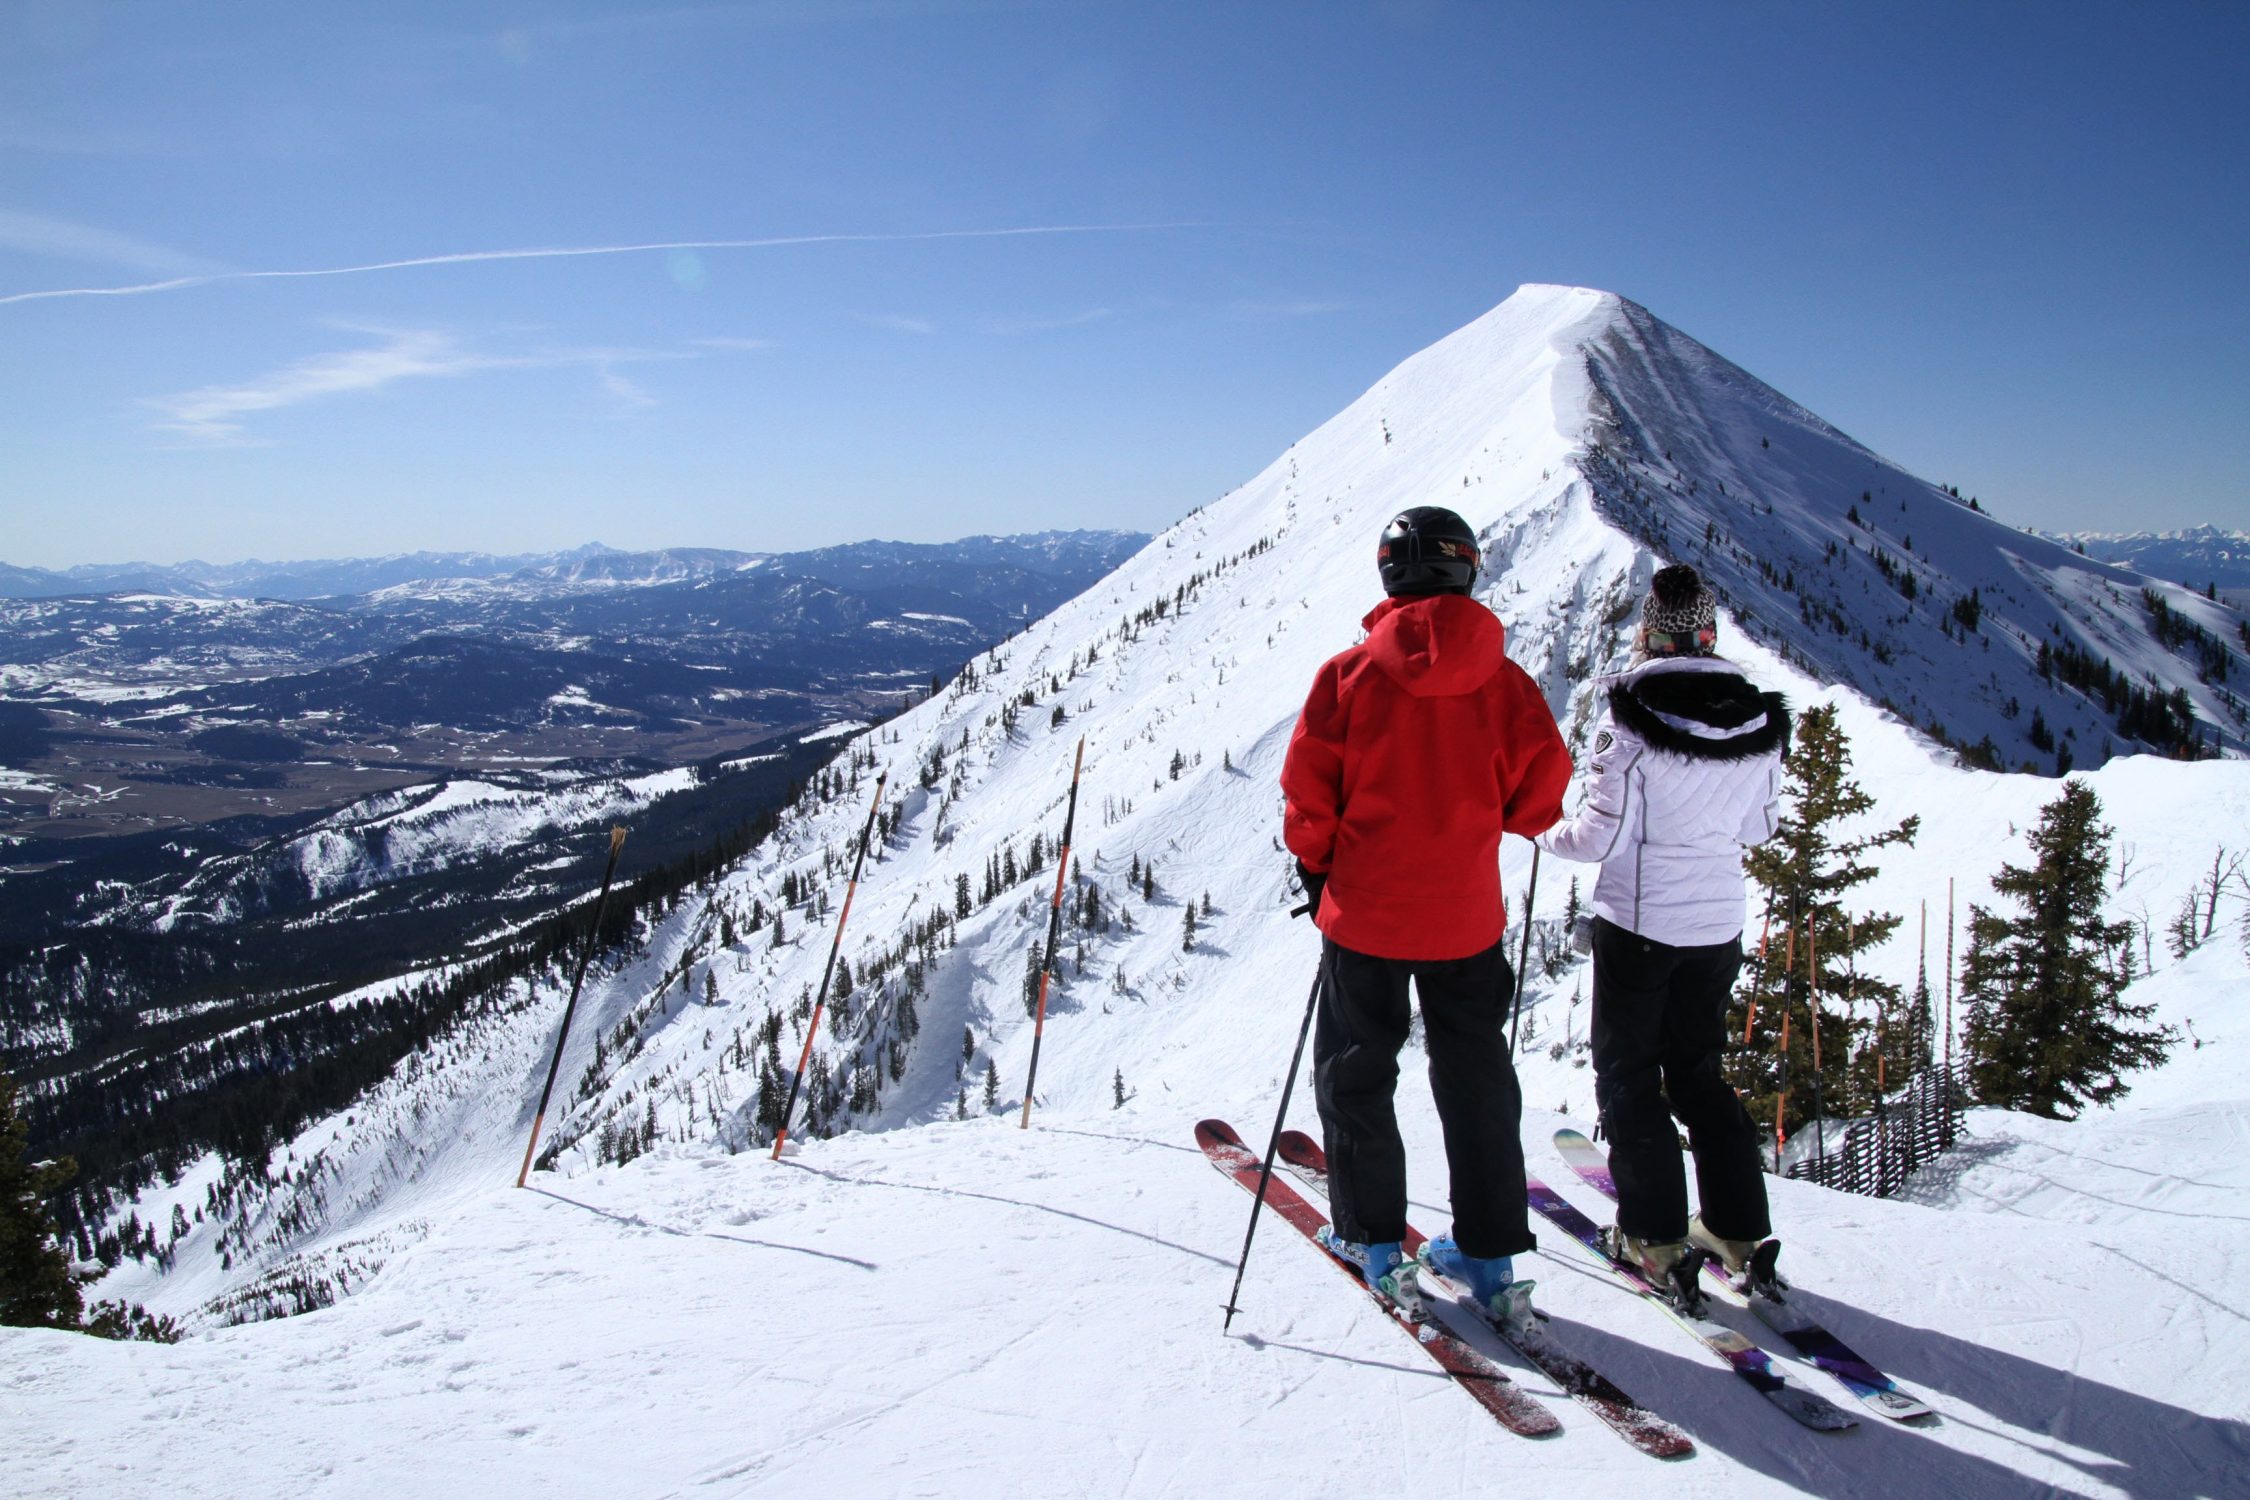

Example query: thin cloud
[0,208,219,276]
[147,326,676,444]
[987,306,1113,335]
[858,313,937,335]
[1225,297,1351,320]
[692,335,778,351]
[0,223,1200,307]
[600,365,660,411]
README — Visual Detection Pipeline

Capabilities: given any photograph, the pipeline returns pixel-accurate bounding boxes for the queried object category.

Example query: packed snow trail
[21,283,2250,1497]
[15,1094,2250,1498]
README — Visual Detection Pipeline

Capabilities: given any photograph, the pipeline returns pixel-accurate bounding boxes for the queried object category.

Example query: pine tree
[1,1072,87,1331]
[1962,781,2173,1117]
[955,872,972,920]
[983,1058,1000,1111]
[1023,947,1046,1016]
[1730,704,1918,1137]
[1113,1068,1127,1109]
[961,1025,976,1070]
[1182,907,1196,951]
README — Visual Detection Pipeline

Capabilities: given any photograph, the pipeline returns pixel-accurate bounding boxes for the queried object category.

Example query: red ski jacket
[1282,594,1572,961]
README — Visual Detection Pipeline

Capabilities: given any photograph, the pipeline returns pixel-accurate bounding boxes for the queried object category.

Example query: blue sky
[3,0,2244,567]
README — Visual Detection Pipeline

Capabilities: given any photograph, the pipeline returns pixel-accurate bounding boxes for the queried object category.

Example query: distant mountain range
[2049,524,2250,591]
[0,529,1148,849]
[0,535,1152,602]
[0,542,754,600]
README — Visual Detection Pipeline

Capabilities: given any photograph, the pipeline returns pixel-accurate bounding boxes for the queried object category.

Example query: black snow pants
[1311,936,1535,1259]
[1588,916,1770,1244]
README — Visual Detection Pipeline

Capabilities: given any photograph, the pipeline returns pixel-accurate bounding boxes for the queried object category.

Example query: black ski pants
[1589,916,1770,1244]
[1311,936,1535,1260]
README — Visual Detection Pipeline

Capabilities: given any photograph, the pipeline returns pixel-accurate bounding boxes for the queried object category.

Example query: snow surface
[11,286,2249,1497]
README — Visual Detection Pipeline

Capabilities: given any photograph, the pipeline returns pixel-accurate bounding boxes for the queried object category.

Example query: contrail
[0,223,1198,307]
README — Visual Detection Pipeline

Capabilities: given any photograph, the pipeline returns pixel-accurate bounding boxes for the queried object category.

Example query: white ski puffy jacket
[1537,656,1790,947]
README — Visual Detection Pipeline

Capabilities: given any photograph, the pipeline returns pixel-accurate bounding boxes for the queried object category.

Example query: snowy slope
[16,285,2250,1497]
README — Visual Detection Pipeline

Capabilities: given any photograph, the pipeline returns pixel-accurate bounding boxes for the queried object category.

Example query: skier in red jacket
[1281,506,1572,1320]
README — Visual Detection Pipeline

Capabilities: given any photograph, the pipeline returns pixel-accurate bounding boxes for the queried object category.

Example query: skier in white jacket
[1539,564,1790,1302]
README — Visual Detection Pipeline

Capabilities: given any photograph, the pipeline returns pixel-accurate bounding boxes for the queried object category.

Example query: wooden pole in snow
[1020,738,1086,1129]
[772,770,889,1160]
[1945,878,1956,1082]
[517,825,629,1188]
[1808,913,1827,1173]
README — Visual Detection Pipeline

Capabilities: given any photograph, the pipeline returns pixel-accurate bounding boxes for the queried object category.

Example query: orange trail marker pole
[1749,919,1793,1045]
[1945,878,1956,1078]
[772,770,889,1160]
[1917,899,1929,1069]
[1808,914,1827,1171]
[1020,738,1087,1128]
[1774,909,1795,1157]
[517,825,629,1188]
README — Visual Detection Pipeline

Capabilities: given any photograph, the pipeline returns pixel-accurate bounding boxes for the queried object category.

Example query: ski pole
[1020,738,1086,1129]
[772,770,889,1160]
[1746,911,1789,1046]
[1223,954,1326,1332]
[1507,843,1542,1057]
[517,825,630,1188]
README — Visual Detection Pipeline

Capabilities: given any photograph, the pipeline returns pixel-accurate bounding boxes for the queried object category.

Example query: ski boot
[1315,1227,1424,1322]
[1418,1235,1537,1337]
[1599,1224,1707,1315]
[1690,1215,1786,1299]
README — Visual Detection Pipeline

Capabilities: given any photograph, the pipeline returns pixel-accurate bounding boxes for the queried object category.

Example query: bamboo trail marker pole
[1945,878,1957,1081]
[1507,844,1542,1058]
[1224,956,1327,1332]
[1808,913,1827,1174]
[1918,899,1929,1069]
[1020,738,1086,1129]
[772,771,889,1161]
[1748,917,1791,1046]
[1775,910,1795,1156]
[517,825,630,1188]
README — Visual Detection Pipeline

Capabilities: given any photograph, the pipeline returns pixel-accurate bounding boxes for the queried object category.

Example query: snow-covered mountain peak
[96,284,2250,1341]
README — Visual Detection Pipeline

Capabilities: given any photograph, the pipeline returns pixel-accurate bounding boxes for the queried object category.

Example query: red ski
[1273,1129,1695,1460]
[1197,1118,1561,1440]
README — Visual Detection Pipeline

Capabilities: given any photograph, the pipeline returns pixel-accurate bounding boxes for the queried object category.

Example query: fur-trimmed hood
[1606,657,1790,763]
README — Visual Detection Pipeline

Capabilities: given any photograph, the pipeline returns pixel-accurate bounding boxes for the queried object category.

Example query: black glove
[1293,860,1327,920]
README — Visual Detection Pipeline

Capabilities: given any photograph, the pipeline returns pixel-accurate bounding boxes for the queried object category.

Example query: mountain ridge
[57,289,2250,1392]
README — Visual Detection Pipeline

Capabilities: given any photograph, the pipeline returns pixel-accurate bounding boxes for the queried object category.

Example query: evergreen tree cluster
[2142,588,2237,686]
[2,1073,178,1343]
[2038,638,2208,759]
[1961,782,2173,1118]
[1730,705,1919,1137]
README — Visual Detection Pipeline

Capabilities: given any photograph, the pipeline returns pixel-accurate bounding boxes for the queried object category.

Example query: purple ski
[1552,1127,1933,1422]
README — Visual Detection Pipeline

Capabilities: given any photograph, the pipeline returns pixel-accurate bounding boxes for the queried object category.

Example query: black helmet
[1377,506,1481,596]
